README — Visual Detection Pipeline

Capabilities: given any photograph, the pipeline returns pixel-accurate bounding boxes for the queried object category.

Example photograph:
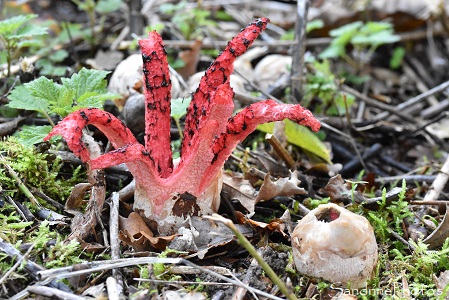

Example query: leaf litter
[2,0,449,299]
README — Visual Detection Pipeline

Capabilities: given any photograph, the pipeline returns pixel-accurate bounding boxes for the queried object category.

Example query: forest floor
[2,0,449,299]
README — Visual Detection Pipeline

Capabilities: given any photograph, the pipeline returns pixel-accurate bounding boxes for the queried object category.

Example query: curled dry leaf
[292,203,378,288]
[119,212,175,251]
[255,170,307,202]
[223,171,307,217]
[169,217,254,259]
[65,182,92,215]
[324,174,366,204]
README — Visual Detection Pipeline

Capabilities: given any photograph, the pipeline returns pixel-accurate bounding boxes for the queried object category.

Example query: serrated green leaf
[76,92,118,110]
[61,68,110,100]
[17,125,52,147]
[0,14,37,36]
[7,85,49,113]
[257,120,331,163]
[49,86,75,116]
[12,23,47,39]
[171,97,191,120]
[25,76,61,107]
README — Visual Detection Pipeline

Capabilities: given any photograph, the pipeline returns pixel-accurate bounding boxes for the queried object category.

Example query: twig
[109,192,124,297]
[265,133,296,169]
[423,155,449,202]
[375,174,436,184]
[38,256,283,300]
[371,79,449,123]
[106,277,120,300]
[340,84,418,125]
[0,237,71,292]
[27,286,84,300]
[290,0,309,102]
[0,242,35,285]
[206,214,298,300]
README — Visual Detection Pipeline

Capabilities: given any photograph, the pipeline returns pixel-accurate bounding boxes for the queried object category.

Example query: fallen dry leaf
[222,172,257,215]
[119,212,174,251]
[177,39,202,80]
[423,205,449,249]
[169,216,254,259]
[235,211,287,237]
[255,170,307,202]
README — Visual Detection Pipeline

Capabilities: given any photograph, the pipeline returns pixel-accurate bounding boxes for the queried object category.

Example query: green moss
[0,136,84,205]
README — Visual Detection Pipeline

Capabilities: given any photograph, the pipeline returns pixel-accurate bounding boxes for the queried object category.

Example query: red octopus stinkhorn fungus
[45,18,321,233]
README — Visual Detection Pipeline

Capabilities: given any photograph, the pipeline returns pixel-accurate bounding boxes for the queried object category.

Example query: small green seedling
[319,21,400,70]
[159,1,216,40]
[71,0,122,47]
[304,57,355,116]
[0,14,48,77]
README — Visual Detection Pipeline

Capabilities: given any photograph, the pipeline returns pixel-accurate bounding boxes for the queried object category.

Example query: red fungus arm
[200,100,320,191]
[180,18,269,157]
[44,108,138,163]
[139,32,173,178]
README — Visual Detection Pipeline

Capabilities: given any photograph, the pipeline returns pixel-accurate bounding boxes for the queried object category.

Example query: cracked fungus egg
[292,203,378,288]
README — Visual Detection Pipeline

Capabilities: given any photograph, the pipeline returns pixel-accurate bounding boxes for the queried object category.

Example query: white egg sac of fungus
[292,203,378,288]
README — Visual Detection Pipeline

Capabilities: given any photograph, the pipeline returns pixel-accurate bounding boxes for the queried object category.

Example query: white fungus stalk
[292,203,378,288]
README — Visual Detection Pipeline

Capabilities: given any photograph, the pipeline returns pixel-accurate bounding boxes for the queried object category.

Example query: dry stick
[403,62,439,106]
[265,133,296,169]
[290,0,309,103]
[106,277,120,300]
[109,192,124,297]
[423,155,449,203]
[117,26,445,51]
[370,79,449,123]
[0,243,35,285]
[38,257,283,300]
[27,286,84,300]
[415,155,449,225]
[206,214,298,300]
[340,84,419,125]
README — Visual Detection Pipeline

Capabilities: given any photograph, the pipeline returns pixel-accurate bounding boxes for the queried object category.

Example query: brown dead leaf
[252,150,290,177]
[177,39,202,79]
[324,174,366,204]
[433,270,449,299]
[222,172,257,215]
[423,204,449,250]
[169,217,254,259]
[65,182,92,214]
[235,211,287,237]
[119,212,175,251]
[255,171,307,202]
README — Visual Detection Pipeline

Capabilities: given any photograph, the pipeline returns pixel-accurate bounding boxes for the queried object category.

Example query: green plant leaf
[61,68,110,99]
[49,85,76,116]
[12,23,47,39]
[390,46,405,69]
[17,125,52,147]
[96,0,123,14]
[329,21,362,38]
[7,85,49,113]
[0,14,37,36]
[170,97,191,120]
[257,120,331,163]
[25,76,61,107]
